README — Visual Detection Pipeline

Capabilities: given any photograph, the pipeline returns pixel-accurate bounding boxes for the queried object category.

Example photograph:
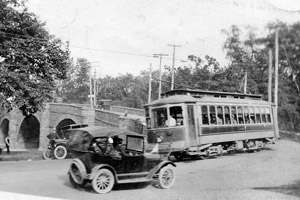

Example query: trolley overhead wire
[0,30,190,63]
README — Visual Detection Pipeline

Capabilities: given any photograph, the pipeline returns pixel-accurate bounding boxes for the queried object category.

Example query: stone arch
[0,119,9,147]
[55,118,76,138]
[18,115,40,149]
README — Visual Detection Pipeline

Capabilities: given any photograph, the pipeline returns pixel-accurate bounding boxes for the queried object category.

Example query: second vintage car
[67,126,176,194]
[43,124,88,160]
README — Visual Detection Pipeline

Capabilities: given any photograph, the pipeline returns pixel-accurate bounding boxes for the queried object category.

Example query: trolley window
[255,107,261,123]
[266,107,272,123]
[237,106,244,124]
[201,106,209,125]
[217,106,224,125]
[224,106,231,124]
[261,107,266,123]
[209,106,216,124]
[249,107,255,123]
[231,106,238,124]
[169,106,183,126]
[152,107,167,128]
[244,106,250,124]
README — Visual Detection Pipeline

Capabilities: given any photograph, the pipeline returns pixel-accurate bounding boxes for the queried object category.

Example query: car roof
[61,124,88,130]
[69,126,144,138]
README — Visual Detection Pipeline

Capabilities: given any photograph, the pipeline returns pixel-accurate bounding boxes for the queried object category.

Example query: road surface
[0,139,300,200]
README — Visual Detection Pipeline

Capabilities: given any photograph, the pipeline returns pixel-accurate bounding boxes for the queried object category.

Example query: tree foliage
[222,22,300,131]
[58,58,91,104]
[0,0,70,115]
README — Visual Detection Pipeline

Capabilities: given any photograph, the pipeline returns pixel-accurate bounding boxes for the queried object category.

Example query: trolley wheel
[54,145,68,160]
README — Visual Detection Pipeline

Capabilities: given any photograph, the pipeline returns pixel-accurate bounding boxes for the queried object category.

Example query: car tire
[69,159,87,187]
[157,165,176,189]
[54,145,68,159]
[92,169,115,194]
[42,148,52,160]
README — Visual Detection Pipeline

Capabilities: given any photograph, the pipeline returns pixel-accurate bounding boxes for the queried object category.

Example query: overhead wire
[0,30,190,62]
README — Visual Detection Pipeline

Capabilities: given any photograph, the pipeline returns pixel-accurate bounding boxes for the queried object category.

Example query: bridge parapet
[111,106,145,117]
[95,109,120,128]
[49,103,83,116]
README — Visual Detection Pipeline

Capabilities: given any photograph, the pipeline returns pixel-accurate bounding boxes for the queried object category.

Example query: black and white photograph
[0,0,300,199]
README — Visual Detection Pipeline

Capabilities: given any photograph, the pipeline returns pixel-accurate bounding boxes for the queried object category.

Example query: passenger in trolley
[165,114,176,126]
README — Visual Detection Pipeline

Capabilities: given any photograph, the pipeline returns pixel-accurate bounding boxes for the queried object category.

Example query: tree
[0,0,70,115]
[58,58,91,104]
[222,22,300,132]
[96,73,149,108]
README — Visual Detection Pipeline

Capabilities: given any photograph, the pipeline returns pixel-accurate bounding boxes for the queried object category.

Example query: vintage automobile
[67,126,176,194]
[43,124,88,160]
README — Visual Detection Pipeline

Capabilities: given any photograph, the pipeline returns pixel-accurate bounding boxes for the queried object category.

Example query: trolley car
[145,89,277,160]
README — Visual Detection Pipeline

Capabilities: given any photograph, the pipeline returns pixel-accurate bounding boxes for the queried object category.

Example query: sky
[27,0,300,77]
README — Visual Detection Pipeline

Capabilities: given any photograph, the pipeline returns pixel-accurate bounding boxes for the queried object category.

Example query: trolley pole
[148,63,152,103]
[168,44,181,90]
[153,53,168,99]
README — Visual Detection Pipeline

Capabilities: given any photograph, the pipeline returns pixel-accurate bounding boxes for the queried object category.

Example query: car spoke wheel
[158,166,176,189]
[43,149,52,160]
[54,145,67,159]
[92,169,115,194]
[69,159,87,187]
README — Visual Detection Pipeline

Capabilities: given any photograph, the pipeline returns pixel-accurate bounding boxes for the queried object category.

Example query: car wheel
[158,165,176,189]
[54,145,68,159]
[92,169,115,194]
[42,149,52,160]
[69,159,87,187]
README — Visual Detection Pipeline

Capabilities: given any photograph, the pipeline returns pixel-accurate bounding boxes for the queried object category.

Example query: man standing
[5,135,10,154]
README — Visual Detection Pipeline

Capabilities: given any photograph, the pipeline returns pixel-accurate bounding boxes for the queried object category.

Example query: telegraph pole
[274,30,279,140]
[168,44,181,90]
[243,72,247,94]
[93,69,97,107]
[148,63,152,103]
[89,69,93,108]
[153,53,168,99]
[268,48,273,103]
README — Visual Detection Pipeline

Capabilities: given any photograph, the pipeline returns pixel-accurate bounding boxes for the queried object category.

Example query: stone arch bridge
[0,104,145,151]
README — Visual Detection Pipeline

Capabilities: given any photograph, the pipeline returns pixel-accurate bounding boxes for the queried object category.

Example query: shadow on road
[61,174,150,194]
[253,179,300,198]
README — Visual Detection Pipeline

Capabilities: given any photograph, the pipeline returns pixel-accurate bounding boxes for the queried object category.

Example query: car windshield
[126,135,144,152]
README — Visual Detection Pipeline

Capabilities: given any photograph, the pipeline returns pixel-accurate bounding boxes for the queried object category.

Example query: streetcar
[145,89,277,160]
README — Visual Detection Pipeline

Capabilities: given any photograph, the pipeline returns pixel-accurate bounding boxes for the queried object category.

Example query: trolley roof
[163,89,262,100]
[146,89,271,107]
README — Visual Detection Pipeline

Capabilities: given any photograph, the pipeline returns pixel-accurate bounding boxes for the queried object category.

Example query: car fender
[89,164,117,181]
[54,141,69,149]
[147,160,176,179]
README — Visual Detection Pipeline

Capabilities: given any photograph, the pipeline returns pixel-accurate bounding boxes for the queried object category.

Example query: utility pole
[89,69,93,108]
[153,53,168,99]
[168,44,181,90]
[148,63,152,103]
[93,69,97,107]
[274,30,279,140]
[268,48,273,103]
[243,72,247,94]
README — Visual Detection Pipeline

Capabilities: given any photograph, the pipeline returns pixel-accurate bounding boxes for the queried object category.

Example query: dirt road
[0,139,299,200]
